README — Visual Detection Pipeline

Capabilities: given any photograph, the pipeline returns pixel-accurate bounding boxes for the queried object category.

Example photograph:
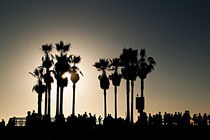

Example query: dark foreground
[1,126,210,140]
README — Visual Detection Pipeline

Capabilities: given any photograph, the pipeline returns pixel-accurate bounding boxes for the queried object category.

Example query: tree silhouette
[41,44,54,117]
[120,48,137,122]
[137,49,156,115]
[54,41,71,116]
[69,55,83,116]
[29,67,46,118]
[94,59,110,118]
[109,58,122,119]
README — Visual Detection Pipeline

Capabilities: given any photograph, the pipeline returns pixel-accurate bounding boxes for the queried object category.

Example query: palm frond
[148,57,156,65]
[29,72,35,77]
[73,56,81,64]
[63,43,71,52]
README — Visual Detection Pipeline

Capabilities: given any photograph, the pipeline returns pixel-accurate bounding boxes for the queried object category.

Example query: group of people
[135,111,210,127]
[25,110,98,128]
[4,110,210,128]
[66,112,97,128]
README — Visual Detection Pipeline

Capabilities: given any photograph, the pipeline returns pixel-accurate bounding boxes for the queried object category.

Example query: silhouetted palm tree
[94,59,110,118]
[69,55,83,116]
[137,49,156,115]
[54,41,71,116]
[120,48,137,122]
[41,44,54,117]
[109,58,122,119]
[29,67,46,118]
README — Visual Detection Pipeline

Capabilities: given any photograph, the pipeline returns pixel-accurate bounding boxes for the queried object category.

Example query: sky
[0,0,210,123]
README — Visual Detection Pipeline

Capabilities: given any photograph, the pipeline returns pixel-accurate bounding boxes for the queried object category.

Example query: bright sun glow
[62,72,69,79]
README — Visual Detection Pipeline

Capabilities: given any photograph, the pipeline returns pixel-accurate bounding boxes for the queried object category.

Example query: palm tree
[137,49,156,115]
[69,55,83,116]
[41,44,54,117]
[29,67,46,118]
[109,58,122,119]
[54,41,71,116]
[120,48,137,122]
[93,59,110,118]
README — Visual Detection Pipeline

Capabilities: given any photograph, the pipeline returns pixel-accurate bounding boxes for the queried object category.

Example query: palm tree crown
[109,58,122,86]
[94,59,110,90]
[29,67,46,94]
[137,49,156,80]
[69,55,83,84]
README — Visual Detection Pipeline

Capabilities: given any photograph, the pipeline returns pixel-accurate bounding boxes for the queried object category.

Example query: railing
[15,117,26,126]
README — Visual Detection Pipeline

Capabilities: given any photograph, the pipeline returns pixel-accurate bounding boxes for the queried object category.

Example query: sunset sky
[0,0,210,123]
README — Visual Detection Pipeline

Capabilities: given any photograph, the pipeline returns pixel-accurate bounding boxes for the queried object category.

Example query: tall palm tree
[93,59,110,118]
[109,58,122,119]
[137,49,156,115]
[29,67,46,118]
[41,44,54,117]
[69,55,83,116]
[120,48,137,122]
[54,41,71,116]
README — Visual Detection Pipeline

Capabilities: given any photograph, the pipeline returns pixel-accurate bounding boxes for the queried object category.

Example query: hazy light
[62,72,69,79]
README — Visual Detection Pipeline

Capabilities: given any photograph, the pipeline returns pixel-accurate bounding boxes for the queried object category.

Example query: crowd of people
[24,110,98,128]
[135,111,210,127]
[3,110,210,129]
[66,112,97,128]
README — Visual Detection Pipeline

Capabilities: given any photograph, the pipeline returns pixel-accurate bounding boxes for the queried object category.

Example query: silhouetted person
[174,112,178,125]
[0,119,5,128]
[193,114,198,125]
[148,113,153,126]
[83,112,88,119]
[158,112,162,126]
[164,112,167,125]
[26,111,32,127]
[198,113,202,126]
[182,110,191,126]
[203,113,208,126]
[98,116,102,125]
[208,115,210,125]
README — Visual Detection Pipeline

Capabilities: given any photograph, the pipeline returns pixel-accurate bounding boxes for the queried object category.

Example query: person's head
[27,111,31,116]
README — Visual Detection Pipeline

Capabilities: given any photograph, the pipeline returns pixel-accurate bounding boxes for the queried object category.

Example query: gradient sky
[0,0,210,123]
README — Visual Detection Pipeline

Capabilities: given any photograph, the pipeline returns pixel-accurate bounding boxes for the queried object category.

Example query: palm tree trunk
[48,84,51,117]
[44,89,48,116]
[141,78,144,97]
[140,78,144,118]
[131,80,135,124]
[114,85,117,119]
[126,80,130,122]
[38,93,42,118]
[60,87,64,116]
[72,83,76,116]
[104,89,107,118]
[56,85,59,116]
